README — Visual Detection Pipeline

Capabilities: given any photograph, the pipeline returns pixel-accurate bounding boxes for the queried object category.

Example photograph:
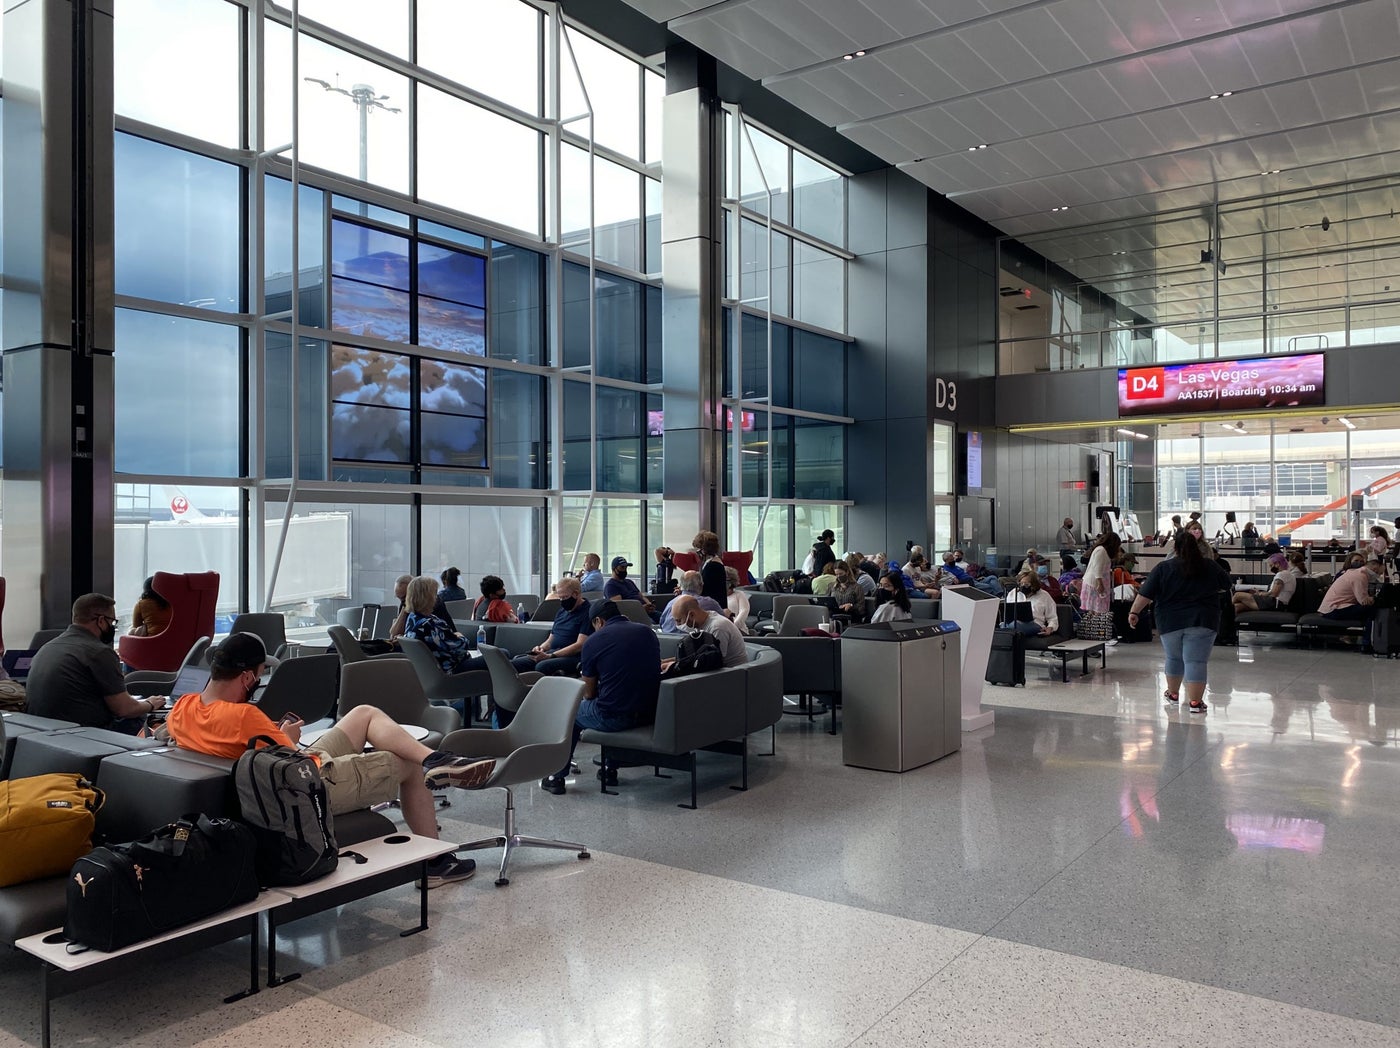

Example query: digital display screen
[966,431,982,488]
[1118,353,1325,417]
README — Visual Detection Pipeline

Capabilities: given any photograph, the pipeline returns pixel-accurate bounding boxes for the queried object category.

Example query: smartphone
[277,713,303,729]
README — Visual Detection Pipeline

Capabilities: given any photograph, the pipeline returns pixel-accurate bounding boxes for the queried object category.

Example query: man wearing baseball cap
[540,600,660,795]
[167,632,494,887]
[602,554,657,620]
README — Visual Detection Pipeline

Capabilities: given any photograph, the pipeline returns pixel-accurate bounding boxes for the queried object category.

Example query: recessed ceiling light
[1261,168,1281,175]
[967,143,989,151]
[1208,90,1234,100]
[842,49,868,60]
[1050,205,1070,212]
[855,50,866,56]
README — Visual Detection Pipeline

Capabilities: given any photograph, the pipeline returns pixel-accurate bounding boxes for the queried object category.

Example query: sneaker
[422,855,476,889]
[1188,699,1208,714]
[597,766,618,786]
[540,775,566,796]
[422,756,496,791]
[1164,691,1179,704]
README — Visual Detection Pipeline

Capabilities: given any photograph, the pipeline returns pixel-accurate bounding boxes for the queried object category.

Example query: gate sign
[1118,353,1325,418]
[170,495,190,517]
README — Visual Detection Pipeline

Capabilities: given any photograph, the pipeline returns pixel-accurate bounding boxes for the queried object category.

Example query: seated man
[389,572,456,641]
[511,576,594,678]
[939,551,970,583]
[1319,557,1384,648]
[602,556,657,619]
[658,571,722,633]
[540,601,660,796]
[166,633,493,887]
[576,552,605,593]
[667,595,749,668]
[26,593,167,734]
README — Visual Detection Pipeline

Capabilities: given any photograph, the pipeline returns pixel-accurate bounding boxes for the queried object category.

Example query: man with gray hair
[510,575,595,679]
[657,570,723,633]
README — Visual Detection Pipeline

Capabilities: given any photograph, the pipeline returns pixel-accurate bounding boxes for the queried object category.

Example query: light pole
[304,76,400,184]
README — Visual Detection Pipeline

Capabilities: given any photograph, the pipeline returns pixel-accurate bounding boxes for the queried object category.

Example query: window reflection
[115,310,241,476]
[115,135,242,312]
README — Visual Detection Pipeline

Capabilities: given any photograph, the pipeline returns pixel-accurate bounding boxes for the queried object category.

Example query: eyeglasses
[94,614,117,628]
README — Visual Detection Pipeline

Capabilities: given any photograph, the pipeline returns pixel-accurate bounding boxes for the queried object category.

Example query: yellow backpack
[0,774,105,887]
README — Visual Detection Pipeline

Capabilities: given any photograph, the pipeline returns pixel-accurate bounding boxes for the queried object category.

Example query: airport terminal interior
[3,0,1400,1044]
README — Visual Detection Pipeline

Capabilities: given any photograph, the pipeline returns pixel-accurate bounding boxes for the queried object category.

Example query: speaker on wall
[1089,469,1100,488]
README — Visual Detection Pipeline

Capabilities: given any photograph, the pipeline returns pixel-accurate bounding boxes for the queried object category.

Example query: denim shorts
[1158,625,1216,684]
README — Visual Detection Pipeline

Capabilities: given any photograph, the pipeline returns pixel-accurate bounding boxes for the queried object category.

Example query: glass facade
[2,1,852,613]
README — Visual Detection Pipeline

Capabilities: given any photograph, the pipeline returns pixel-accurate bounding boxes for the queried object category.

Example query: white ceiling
[623,0,1400,320]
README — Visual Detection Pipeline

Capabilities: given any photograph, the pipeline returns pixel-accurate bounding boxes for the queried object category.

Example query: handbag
[0,774,104,888]
[64,814,259,952]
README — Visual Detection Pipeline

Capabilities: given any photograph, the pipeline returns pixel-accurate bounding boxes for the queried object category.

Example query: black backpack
[762,571,791,593]
[233,736,338,886]
[663,631,725,678]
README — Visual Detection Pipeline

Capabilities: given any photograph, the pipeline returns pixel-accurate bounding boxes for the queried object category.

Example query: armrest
[652,669,747,752]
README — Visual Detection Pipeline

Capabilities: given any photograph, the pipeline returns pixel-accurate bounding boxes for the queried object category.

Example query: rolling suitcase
[1372,607,1400,658]
[985,629,1026,686]
[1215,592,1237,646]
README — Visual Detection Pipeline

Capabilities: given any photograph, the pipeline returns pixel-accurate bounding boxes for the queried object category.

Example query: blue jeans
[1159,625,1217,684]
[553,699,638,781]
[511,653,581,678]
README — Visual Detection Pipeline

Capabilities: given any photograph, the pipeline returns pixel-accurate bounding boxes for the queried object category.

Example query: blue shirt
[941,563,970,583]
[603,576,643,602]
[659,595,723,633]
[405,612,475,673]
[548,601,595,652]
[580,619,660,722]
[577,569,604,592]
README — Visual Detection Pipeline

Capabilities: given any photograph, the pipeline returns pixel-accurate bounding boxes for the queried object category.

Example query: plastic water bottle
[476,624,487,649]
[515,602,526,622]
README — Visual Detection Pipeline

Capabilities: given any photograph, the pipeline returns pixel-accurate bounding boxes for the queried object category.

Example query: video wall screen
[1118,354,1325,418]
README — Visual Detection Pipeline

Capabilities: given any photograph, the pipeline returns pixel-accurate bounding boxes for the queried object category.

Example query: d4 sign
[1125,367,1165,400]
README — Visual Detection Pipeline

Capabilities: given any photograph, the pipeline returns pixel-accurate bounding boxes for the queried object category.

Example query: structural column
[3,0,116,637]
[659,42,723,545]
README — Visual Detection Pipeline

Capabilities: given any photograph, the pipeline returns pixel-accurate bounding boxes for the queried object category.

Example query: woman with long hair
[1128,530,1232,714]
[1078,532,1120,639]
[693,530,727,605]
[129,576,172,637]
[438,566,466,603]
[871,569,913,623]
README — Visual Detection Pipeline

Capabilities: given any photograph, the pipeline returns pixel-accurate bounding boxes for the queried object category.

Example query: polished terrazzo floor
[2,634,1398,1046]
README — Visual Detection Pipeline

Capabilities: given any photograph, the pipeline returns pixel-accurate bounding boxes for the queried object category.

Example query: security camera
[1322,417,1330,425]
[1321,216,1331,232]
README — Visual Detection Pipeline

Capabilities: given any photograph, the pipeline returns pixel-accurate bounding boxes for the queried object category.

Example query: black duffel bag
[64,814,259,952]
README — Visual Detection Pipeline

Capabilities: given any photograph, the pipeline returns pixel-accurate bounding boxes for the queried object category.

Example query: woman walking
[1127,530,1232,714]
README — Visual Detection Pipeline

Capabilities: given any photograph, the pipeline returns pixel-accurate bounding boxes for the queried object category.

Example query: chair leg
[456,786,590,887]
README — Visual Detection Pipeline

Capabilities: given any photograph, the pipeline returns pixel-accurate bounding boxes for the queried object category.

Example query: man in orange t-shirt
[167,633,495,887]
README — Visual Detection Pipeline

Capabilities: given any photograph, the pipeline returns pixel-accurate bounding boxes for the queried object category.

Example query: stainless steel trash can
[840,621,961,772]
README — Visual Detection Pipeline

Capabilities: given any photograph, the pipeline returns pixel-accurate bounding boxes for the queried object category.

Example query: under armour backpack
[664,631,726,679]
[233,736,338,886]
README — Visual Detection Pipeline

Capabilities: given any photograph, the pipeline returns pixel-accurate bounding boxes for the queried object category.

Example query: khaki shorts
[307,726,400,815]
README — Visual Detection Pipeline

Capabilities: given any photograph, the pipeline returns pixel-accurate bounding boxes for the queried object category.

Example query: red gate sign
[1118,354,1325,417]
[1124,367,1164,400]
[170,495,190,516]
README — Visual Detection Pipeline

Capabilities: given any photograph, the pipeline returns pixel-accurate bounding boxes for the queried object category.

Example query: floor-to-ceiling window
[720,114,852,573]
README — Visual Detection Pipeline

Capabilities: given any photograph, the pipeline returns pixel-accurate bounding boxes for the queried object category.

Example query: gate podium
[940,585,999,731]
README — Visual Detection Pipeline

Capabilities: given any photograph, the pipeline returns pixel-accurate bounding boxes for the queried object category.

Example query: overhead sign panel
[1118,354,1325,418]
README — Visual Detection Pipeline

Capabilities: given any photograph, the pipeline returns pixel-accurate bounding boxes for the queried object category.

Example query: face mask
[876,589,891,603]
[244,671,259,702]
[1037,565,1049,577]
[100,623,117,646]
[615,568,627,580]
[560,596,577,610]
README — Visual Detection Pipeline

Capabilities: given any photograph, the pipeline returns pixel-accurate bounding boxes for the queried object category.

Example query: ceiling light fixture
[1050,205,1070,212]
[1116,428,1150,440]
[841,49,868,60]
[1261,168,1281,175]
[1338,416,1356,430]
[967,143,989,151]
[1208,90,1234,100]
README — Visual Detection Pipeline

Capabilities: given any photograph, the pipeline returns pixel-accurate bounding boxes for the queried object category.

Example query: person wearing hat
[540,600,660,795]
[809,529,837,576]
[602,554,656,619]
[166,633,495,887]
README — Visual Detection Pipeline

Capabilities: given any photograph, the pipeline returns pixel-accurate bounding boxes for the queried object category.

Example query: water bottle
[515,602,526,622]
[476,624,487,649]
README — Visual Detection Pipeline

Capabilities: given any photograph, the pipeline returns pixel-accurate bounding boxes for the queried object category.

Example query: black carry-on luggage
[1112,599,1152,642]
[1215,592,1237,646]
[1371,607,1400,658]
[986,601,1028,686]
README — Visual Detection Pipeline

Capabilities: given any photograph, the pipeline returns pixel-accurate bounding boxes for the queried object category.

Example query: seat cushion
[0,876,67,943]
[580,726,658,751]
[1235,611,1300,629]
[335,808,397,846]
[94,749,235,844]
[1298,613,1364,632]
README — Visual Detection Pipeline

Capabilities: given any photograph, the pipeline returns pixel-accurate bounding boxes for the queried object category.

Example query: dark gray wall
[986,433,1103,562]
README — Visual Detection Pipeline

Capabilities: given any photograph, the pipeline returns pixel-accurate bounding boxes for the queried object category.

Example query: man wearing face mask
[26,593,165,733]
[511,576,594,677]
[602,555,657,620]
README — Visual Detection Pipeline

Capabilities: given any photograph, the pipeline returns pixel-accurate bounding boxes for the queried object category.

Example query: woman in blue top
[404,576,475,674]
[438,566,467,603]
[1127,530,1231,715]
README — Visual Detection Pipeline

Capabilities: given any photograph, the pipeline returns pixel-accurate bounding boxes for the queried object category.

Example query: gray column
[659,43,722,545]
[3,0,116,636]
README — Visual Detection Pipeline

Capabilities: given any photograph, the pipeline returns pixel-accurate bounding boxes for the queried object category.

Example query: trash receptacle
[840,621,961,772]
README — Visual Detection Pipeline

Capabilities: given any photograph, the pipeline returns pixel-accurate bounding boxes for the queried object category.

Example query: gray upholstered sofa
[0,714,392,946]
[579,645,783,808]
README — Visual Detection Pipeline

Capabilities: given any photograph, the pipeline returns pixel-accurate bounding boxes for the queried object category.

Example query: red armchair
[721,551,755,581]
[672,552,700,573]
[118,571,220,672]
